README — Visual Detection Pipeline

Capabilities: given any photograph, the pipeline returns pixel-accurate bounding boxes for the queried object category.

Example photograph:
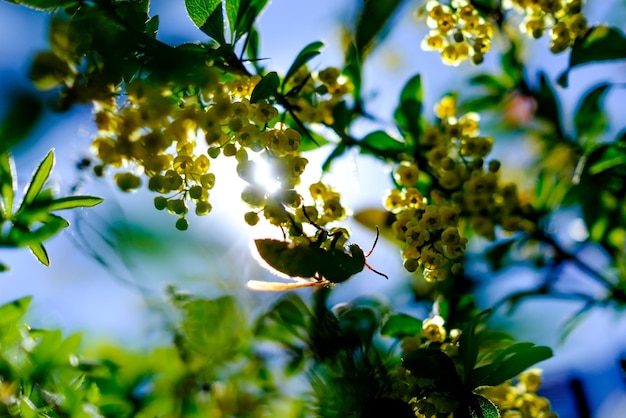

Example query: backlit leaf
[20,150,54,210]
[47,196,104,211]
[184,0,221,30]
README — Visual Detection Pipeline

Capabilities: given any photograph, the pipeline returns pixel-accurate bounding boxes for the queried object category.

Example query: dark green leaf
[485,239,516,270]
[402,348,461,385]
[0,91,43,153]
[0,296,32,328]
[381,313,422,338]
[337,306,378,346]
[321,143,347,172]
[360,131,407,158]
[4,0,76,10]
[535,72,563,138]
[467,394,500,418]
[0,152,16,219]
[395,75,423,142]
[574,83,610,141]
[47,196,104,211]
[331,100,351,133]
[200,2,226,44]
[558,26,626,87]
[19,150,54,211]
[399,74,422,104]
[272,294,309,330]
[29,242,50,266]
[459,310,491,386]
[146,15,159,38]
[354,0,403,59]
[283,41,324,88]
[184,0,221,30]
[470,343,552,388]
[250,71,280,103]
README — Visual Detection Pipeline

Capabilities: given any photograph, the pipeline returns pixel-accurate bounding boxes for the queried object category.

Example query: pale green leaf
[184,0,221,30]
[29,242,50,266]
[48,196,104,211]
[20,149,54,210]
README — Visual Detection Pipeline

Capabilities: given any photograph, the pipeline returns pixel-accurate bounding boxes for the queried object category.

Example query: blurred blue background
[1,1,626,416]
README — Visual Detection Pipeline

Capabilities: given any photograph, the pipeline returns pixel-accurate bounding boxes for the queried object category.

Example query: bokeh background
[1,1,626,416]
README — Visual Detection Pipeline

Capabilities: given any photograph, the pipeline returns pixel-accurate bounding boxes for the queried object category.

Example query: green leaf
[381,313,422,338]
[250,71,280,103]
[470,343,553,388]
[535,72,564,138]
[469,74,507,92]
[0,91,43,153]
[234,0,270,40]
[19,150,54,211]
[0,296,32,328]
[394,75,423,142]
[459,310,491,385]
[179,296,248,367]
[337,306,379,346]
[283,41,324,88]
[558,26,626,87]
[588,145,626,175]
[402,348,461,385]
[485,239,516,270]
[201,2,226,44]
[399,74,423,104]
[360,131,407,158]
[467,394,500,418]
[184,0,221,30]
[47,196,104,211]
[574,83,610,141]
[29,242,50,266]
[224,0,241,39]
[344,43,362,104]
[354,0,403,59]
[4,0,75,10]
[0,152,16,219]
[146,15,159,38]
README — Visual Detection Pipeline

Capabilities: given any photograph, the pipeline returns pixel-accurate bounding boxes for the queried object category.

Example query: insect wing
[246,279,327,291]
[254,239,318,278]
[466,394,499,418]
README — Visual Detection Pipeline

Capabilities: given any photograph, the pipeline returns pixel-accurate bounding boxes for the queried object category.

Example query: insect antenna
[365,227,389,279]
[365,226,381,257]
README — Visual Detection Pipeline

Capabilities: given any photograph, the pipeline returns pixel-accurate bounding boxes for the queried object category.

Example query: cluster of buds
[385,96,535,279]
[419,0,495,66]
[503,0,588,53]
[284,67,353,125]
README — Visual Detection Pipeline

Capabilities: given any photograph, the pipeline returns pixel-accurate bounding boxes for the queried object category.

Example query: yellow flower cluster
[503,0,588,53]
[385,96,535,279]
[284,67,353,125]
[419,0,495,66]
[478,369,557,418]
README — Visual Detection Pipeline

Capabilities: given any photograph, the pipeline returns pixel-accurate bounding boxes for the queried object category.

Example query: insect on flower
[246,226,388,291]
